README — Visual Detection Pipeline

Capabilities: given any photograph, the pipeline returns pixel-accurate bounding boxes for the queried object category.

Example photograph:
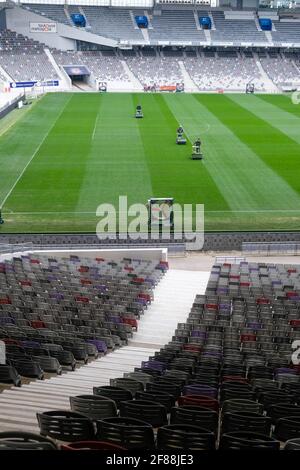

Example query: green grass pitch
[0,92,300,233]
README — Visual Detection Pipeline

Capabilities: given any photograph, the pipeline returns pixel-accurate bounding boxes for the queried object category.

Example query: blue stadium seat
[199,17,211,30]
[71,13,86,28]
[259,18,272,31]
[135,15,148,28]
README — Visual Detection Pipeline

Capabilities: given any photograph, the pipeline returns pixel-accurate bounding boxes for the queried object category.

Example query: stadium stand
[1,2,300,453]
[271,20,300,45]
[260,53,300,87]
[184,52,267,91]
[53,50,130,84]
[1,5,300,90]
[0,252,170,432]
[211,11,266,43]
[101,261,300,449]
[1,257,300,449]
[13,3,300,50]
[23,4,71,27]
[0,30,57,81]
[148,9,206,43]
[2,36,297,92]
[80,7,143,42]
[125,53,183,87]
[0,253,163,337]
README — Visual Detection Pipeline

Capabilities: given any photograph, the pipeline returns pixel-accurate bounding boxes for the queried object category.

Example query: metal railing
[215,256,246,264]
[242,242,300,256]
[0,241,185,256]
[0,341,5,365]
[0,243,33,256]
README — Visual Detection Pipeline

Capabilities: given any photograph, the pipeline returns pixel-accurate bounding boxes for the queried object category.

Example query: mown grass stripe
[76,93,153,213]
[0,92,299,233]
[258,94,300,119]
[0,93,71,209]
[196,94,300,199]
[175,94,300,213]
[1,96,72,209]
[139,93,229,211]
[4,93,96,213]
[229,93,300,147]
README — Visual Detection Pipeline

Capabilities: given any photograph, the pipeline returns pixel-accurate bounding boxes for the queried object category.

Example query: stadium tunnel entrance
[63,65,93,91]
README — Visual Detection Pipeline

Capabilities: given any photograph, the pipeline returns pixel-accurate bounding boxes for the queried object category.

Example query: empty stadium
[0,0,300,455]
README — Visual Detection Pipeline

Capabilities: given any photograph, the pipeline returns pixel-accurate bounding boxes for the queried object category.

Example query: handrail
[242,242,300,256]
[215,256,246,264]
[0,241,185,255]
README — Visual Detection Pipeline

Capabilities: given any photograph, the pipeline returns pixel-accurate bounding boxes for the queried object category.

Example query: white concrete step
[204,29,211,43]
[45,48,71,90]
[131,270,209,347]
[193,10,201,30]
[165,55,200,90]
[121,60,143,91]
[255,54,279,92]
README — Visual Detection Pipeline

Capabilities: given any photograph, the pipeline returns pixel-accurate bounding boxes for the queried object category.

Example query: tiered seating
[149,9,205,44]
[184,53,266,91]
[260,54,300,86]
[83,261,298,449]
[125,54,183,87]
[0,254,166,386]
[21,4,285,45]
[23,3,142,41]
[23,4,71,27]
[211,11,266,43]
[0,30,57,81]
[272,21,300,45]
[52,50,129,84]
[2,261,299,450]
[81,7,143,42]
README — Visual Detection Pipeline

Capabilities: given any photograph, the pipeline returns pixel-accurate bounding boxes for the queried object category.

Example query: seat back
[157,424,215,450]
[37,410,95,442]
[93,386,133,408]
[70,395,118,420]
[274,416,300,441]
[221,411,271,435]
[0,432,57,450]
[219,431,280,450]
[171,406,218,433]
[136,390,175,412]
[96,417,154,449]
[119,400,167,427]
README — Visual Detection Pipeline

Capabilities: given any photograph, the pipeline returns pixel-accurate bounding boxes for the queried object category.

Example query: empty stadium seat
[96,417,154,449]
[157,424,216,451]
[0,432,57,450]
[37,410,95,442]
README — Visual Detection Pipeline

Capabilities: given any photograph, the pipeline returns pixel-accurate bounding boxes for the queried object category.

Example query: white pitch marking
[92,113,100,141]
[3,209,300,215]
[0,95,72,210]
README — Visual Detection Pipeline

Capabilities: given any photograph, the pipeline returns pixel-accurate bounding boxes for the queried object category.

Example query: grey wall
[0,94,25,120]
[219,0,259,7]
[219,0,238,7]
[5,6,117,50]
[0,8,6,31]
[0,232,300,252]
[242,0,259,8]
